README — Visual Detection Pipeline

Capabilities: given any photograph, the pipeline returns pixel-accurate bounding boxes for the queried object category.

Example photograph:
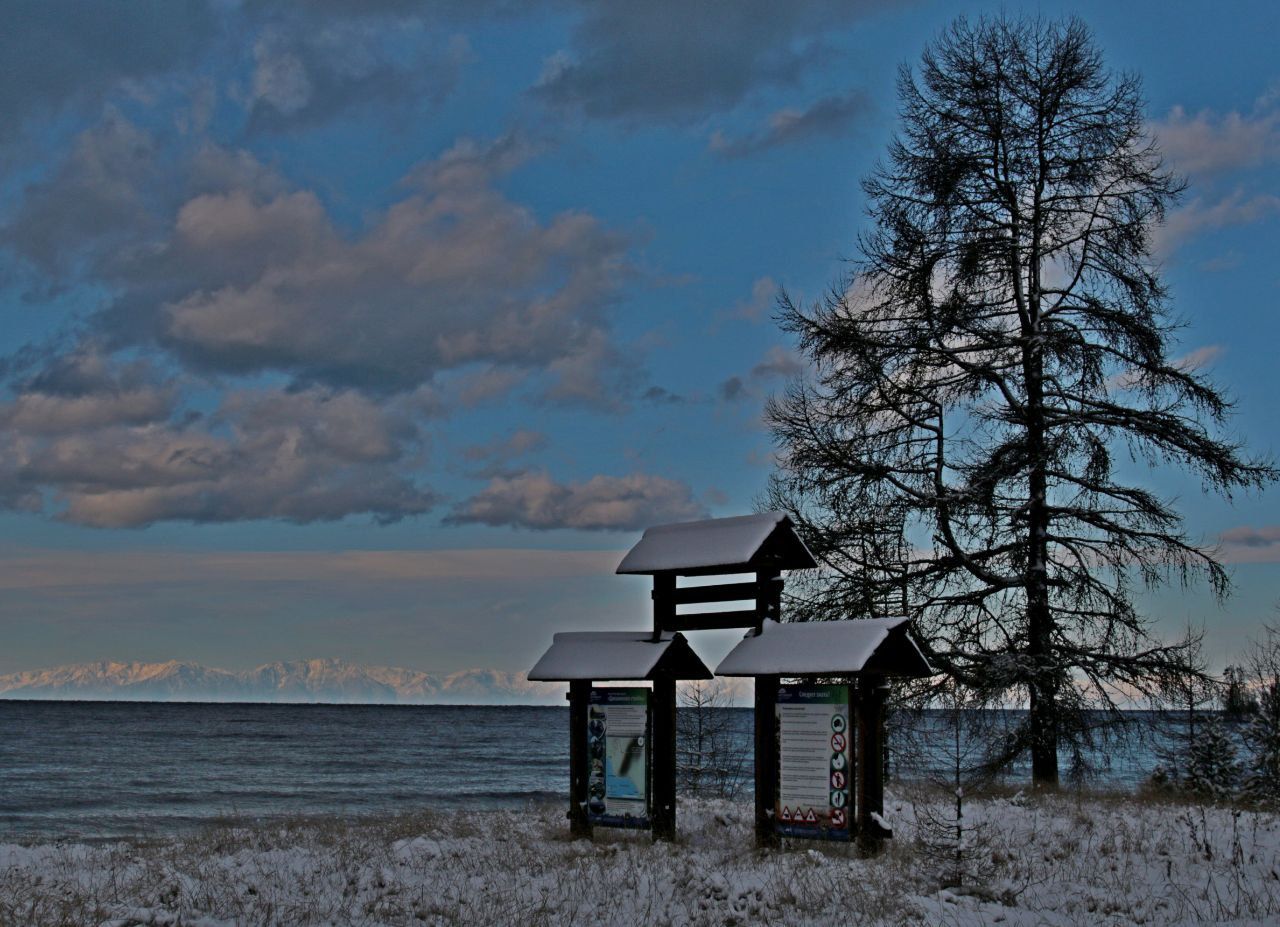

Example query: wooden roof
[527,630,713,682]
[715,618,934,678]
[616,511,817,577]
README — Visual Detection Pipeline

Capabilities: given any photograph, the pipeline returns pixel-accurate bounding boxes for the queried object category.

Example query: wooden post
[568,680,592,839]
[652,574,676,640]
[856,674,890,855]
[754,569,781,633]
[754,674,780,848]
[651,673,677,841]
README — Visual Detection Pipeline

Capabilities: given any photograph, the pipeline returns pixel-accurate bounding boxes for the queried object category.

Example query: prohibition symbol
[830,732,847,753]
[830,770,846,789]
[831,808,847,828]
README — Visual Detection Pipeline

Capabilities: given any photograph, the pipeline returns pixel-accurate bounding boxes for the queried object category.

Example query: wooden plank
[650,674,677,842]
[568,680,592,839]
[662,610,759,632]
[754,675,780,849]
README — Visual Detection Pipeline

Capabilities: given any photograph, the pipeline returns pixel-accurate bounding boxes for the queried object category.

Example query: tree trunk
[1024,276,1059,786]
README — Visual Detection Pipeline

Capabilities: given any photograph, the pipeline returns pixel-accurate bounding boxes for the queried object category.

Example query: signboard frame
[775,682,853,842]
[586,686,652,829]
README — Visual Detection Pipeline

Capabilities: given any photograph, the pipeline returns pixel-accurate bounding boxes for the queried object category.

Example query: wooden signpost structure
[530,511,932,849]
[615,512,820,845]
[527,630,712,841]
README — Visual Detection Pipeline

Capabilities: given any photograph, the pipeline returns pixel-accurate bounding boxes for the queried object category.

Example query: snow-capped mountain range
[0,658,566,705]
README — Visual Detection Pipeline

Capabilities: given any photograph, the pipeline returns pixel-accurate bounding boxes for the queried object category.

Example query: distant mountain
[0,658,565,705]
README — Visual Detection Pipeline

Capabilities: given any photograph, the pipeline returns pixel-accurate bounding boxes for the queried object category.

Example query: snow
[4,792,1279,925]
[527,631,711,681]
[716,617,931,677]
[615,511,812,574]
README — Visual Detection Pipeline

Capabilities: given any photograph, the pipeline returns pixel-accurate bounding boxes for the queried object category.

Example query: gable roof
[615,511,817,576]
[715,618,933,678]
[527,630,713,681]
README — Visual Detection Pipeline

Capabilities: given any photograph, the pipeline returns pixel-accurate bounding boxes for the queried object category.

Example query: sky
[1,0,1278,683]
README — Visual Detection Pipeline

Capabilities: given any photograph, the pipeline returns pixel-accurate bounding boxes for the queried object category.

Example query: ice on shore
[3,791,1279,926]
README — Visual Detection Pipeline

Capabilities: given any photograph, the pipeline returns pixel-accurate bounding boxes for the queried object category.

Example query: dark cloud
[1,115,159,277]
[1,348,176,436]
[0,1,217,142]
[719,376,748,402]
[532,0,895,124]
[719,346,805,403]
[0,375,435,528]
[709,91,873,158]
[462,429,546,478]
[245,23,472,134]
[641,386,685,405]
[1219,525,1280,549]
[447,470,705,530]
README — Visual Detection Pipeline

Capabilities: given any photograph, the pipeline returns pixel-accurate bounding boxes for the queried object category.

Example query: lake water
[0,701,1199,840]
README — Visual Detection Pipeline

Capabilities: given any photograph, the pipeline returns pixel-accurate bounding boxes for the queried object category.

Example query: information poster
[776,683,852,840]
[587,687,650,827]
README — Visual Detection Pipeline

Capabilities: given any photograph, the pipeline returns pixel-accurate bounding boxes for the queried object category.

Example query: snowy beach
[4,789,1279,926]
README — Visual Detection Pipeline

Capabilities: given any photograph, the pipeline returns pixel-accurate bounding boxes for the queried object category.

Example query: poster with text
[776,683,852,840]
[587,687,650,828]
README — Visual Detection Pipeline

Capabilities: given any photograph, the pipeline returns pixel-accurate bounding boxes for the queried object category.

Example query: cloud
[0,348,176,435]
[1218,525,1280,563]
[4,129,634,399]
[533,0,892,124]
[448,470,705,530]
[709,91,872,158]
[1153,97,1280,177]
[1153,189,1280,256]
[0,0,217,142]
[1,115,159,276]
[0,370,436,527]
[246,22,472,133]
[462,429,547,477]
[0,546,624,590]
[716,276,778,327]
[719,345,805,402]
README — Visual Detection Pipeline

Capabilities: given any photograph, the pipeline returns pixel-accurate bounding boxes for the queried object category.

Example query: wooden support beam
[650,674,677,842]
[652,574,676,640]
[856,674,890,856]
[755,569,782,632]
[754,674,780,849]
[568,680,592,839]
[662,610,760,632]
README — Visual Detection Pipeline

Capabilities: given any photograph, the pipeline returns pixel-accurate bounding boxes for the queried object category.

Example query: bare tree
[676,680,750,799]
[767,13,1273,785]
[1243,622,1280,806]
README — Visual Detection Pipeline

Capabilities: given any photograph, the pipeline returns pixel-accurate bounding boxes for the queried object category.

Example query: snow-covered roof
[715,618,934,677]
[527,631,713,682]
[615,511,817,576]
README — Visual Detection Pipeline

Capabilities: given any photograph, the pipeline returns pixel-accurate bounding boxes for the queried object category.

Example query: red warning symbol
[804,808,818,823]
[780,806,792,822]
[831,770,846,789]
[830,732,847,753]
[831,808,847,828]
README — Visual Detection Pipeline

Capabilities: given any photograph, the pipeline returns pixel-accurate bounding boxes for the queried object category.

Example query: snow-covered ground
[2,789,1278,926]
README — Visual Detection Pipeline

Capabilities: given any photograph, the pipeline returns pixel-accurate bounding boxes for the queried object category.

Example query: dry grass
[3,790,1279,926]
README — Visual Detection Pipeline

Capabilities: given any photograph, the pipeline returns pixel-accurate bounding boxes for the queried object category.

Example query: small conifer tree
[1185,717,1240,801]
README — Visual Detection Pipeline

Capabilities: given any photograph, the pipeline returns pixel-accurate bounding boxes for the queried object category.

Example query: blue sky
[1,0,1277,680]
